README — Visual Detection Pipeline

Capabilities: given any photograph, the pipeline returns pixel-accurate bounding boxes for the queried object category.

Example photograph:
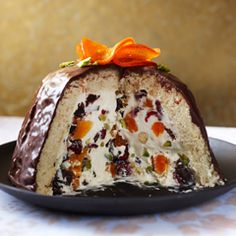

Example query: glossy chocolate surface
[8,64,221,191]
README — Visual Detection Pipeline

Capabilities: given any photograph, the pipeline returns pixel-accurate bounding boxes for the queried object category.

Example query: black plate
[0,138,236,215]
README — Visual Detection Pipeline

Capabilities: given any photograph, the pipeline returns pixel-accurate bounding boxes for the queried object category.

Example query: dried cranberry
[135,89,147,100]
[131,107,142,117]
[101,109,107,115]
[116,161,132,176]
[69,139,83,154]
[174,160,195,186]
[74,102,85,118]
[86,94,100,106]
[87,143,98,149]
[100,129,107,139]
[145,111,158,122]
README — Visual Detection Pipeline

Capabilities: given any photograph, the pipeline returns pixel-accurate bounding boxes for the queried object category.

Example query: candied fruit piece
[152,121,165,137]
[138,132,148,144]
[73,120,93,139]
[163,140,172,147]
[145,98,153,108]
[124,112,138,133]
[152,154,168,175]
[109,163,116,177]
[69,148,88,164]
[114,133,127,147]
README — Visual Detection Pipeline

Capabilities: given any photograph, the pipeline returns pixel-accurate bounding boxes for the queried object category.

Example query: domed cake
[8,38,224,195]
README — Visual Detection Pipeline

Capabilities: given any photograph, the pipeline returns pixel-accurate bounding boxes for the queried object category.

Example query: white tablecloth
[1,116,236,236]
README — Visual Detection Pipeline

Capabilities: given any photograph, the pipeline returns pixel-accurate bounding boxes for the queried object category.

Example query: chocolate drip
[8,64,222,191]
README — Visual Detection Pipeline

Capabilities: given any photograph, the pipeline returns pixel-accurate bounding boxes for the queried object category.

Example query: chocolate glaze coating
[8,64,222,191]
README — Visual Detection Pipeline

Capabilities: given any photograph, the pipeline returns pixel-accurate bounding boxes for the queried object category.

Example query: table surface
[1,116,236,236]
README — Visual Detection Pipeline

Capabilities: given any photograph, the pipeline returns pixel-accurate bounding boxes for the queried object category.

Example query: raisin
[68,139,83,154]
[165,127,176,140]
[87,143,98,149]
[116,161,132,176]
[86,94,100,106]
[93,132,100,142]
[131,107,142,117]
[116,98,123,111]
[135,89,147,100]
[174,160,195,186]
[155,100,163,117]
[82,180,88,186]
[69,125,76,134]
[135,157,141,164]
[61,169,73,185]
[74,102,85,118]
[52,176,63,195]
[118,145,129,161]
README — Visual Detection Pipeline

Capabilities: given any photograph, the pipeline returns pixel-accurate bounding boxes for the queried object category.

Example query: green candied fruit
[146,166,153,173]
[85,139,91,145]
[178,153,190,165]
[142,148,150,157]
[104,123,110,130]
[163,140,172,147]
[105,153,113,161]
[100,142,105,147]
[59,60,75,68]
[85,159,92,170]
[131,153,135,158]
[157,64,170,72]
[98,114,107,121]
[77,57,91,67]
[119,119,126,128]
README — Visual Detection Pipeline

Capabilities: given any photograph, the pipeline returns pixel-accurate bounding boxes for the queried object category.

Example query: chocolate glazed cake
[8,64,224,195]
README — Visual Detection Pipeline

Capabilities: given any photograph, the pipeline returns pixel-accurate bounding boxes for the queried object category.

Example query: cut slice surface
[34,66,222,195]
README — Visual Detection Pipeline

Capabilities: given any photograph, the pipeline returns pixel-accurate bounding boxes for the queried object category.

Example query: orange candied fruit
[69,148,88,164]
[110,163,116,177]
[145,98,153,108]
[124,112,138,133]
[73,120,93,139]
[152,154,169,174]
[152,121,165,137]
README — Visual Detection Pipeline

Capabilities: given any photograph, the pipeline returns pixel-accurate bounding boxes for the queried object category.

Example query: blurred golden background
[0,0,235,126]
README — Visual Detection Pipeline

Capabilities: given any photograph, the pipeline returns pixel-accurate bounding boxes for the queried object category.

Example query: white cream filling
[56,90,195,194]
